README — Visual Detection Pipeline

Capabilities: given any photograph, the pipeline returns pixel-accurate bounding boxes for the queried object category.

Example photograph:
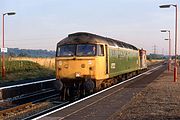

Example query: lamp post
[159,4,178,82]
[161,30,171,71]
[1,12,16,80]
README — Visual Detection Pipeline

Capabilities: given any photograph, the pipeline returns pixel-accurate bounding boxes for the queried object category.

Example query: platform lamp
[2,12,16,80]
[159,4,178,82]
[161,30,171,72]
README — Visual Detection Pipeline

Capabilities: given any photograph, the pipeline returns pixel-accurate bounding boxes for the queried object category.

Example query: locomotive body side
[108,46,139,78]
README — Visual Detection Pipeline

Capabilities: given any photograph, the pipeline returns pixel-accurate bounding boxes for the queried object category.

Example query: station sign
[1,48,8,53]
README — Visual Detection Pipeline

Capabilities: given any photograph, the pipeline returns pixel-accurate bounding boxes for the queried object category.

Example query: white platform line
[0,79,56,90]
[33,65,163,120]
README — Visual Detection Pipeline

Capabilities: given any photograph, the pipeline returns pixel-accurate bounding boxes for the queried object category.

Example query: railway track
[0,62,166,120]
[0,90,59,119]
[0,79,63,120]
[0,100,69,120]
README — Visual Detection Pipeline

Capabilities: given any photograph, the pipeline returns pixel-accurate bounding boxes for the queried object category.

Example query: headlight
[75,72,81,77]
[64,64,69,68]
[88,60,92,65]
[81,64,85,68]
[59,61,62,65]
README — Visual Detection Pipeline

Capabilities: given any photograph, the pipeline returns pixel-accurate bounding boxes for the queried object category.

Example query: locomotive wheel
[62,86,67,101]
[83,78,95,92]
[54,80,63,91]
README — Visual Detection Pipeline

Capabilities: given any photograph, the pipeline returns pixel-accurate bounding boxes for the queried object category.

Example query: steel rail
[0,78,56,90]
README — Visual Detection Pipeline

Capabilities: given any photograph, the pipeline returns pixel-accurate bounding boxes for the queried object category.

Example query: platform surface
[110,67,180,120]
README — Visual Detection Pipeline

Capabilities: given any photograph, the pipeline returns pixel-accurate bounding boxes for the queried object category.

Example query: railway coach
[55,32,147,98]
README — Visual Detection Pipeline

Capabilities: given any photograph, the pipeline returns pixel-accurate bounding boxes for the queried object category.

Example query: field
[10,57,55,70]
[0,57,163,83]
[0,58,55,83]
[147,59,164,66]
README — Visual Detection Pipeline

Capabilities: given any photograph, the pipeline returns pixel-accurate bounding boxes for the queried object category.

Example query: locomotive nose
[56,59,95,79]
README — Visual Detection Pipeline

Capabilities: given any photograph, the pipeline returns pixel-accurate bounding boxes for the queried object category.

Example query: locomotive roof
[57,32,138,50]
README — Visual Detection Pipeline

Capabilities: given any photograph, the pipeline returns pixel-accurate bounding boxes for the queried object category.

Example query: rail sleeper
[0,90,2,100]
[0,102,32,118]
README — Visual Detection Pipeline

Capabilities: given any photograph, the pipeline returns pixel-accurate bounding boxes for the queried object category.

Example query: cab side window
[97,45,104,56]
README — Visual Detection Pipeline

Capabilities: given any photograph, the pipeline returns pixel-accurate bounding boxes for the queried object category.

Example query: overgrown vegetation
[0,60,55,83]
[147,54,168,60]
[6,48,55,57]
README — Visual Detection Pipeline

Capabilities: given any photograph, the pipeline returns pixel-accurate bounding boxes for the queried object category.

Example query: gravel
[109,69,180,120]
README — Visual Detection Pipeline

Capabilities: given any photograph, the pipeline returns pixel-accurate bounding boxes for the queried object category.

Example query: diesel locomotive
[55,32,147,98]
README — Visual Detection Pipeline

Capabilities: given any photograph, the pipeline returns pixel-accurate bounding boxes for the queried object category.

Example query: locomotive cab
[139,49,147,69]
[56,41,108,91]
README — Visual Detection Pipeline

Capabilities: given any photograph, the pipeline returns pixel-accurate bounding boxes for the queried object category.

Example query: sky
[0,0,179,54]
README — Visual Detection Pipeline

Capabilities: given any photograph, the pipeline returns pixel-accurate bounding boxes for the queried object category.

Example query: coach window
[97,45,104,56]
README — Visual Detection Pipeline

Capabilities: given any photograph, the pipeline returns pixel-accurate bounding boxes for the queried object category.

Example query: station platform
[110,67,180,120]
[37,64,180,120]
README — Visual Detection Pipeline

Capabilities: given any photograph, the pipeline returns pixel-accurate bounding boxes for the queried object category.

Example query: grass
[11,57,55,70]
[0,59,55,83]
